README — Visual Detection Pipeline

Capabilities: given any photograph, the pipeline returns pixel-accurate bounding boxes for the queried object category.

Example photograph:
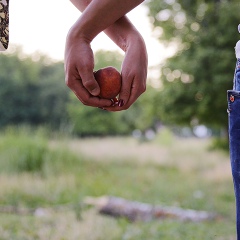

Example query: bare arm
[69,0,143,42]
[70,0,140,51]
[65,0,148,110]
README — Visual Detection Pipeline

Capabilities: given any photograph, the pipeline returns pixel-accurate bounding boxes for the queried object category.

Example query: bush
[0,126,83,175]
[0,126,48,173]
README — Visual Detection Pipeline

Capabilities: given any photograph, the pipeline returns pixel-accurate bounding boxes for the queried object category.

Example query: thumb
[80,71,100,96]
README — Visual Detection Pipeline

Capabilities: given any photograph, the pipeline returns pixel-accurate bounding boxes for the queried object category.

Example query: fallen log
[84,196,218,222]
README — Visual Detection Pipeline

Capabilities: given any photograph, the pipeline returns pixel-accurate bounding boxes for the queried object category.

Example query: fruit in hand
[94,66,122,99]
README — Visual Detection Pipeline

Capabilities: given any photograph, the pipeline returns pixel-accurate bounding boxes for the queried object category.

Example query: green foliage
[0,47,69,128]
[0,126,48,173]
[154,127,174,146]
[67,95,130,136]
[0,126,80,174]
[209,137,230,152]
[38,61,69,127]
[0,48,161,136]
[67,85,161,136]
[94,50,123,71]
[146,0,239,129]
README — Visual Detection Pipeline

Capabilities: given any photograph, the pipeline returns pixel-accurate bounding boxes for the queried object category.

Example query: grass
[0,126,236,239]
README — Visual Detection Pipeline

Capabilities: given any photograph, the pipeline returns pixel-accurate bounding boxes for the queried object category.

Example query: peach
[94,66,122,99]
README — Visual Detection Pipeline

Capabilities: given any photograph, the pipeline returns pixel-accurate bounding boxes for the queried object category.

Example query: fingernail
[113,97,118,103]
[118,99,124,107]
[111,99,115,106]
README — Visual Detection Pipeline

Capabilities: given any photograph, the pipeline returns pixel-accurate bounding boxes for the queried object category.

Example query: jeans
[228,58,240,239]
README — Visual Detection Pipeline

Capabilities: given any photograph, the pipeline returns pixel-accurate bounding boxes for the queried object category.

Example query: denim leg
[228,60,240,239]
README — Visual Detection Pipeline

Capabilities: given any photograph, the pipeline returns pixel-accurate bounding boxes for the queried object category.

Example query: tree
[0,50,42,126]
[37,60,69,127]
[94,50,123,71]
[0,47,69,128]
[146,0,239,130]
[67,94,131,136]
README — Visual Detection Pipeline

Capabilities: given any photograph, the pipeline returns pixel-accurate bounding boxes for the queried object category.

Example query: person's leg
[0,0,9,51]
[228,58,240,240]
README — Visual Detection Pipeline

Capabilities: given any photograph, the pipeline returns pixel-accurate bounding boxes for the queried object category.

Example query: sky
[8,0,170,67]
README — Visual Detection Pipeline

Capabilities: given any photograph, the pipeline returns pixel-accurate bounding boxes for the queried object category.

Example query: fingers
[104,68,133,111]
[79,69,100,96]
[104,38,147,111]
[118,71,133,107]
[65,39,110,107]
[72,45,100,97]
[65,73,112,108]
[64,39,146,110]
[105,75,146,112]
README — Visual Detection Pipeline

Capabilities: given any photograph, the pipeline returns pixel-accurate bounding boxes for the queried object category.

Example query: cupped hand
[64,31,113,108]
[105,34,148,111]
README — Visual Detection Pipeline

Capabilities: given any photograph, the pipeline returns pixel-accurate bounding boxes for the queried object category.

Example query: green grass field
[0,127,236,239]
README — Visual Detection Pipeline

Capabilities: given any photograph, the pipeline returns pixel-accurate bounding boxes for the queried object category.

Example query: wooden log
[84,196,218,222]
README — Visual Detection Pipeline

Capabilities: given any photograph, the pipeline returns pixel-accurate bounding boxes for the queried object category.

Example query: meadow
[0,127,236,240]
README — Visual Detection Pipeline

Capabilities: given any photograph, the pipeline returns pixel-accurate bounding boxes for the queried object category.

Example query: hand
[65,0,147,110]
[64,31,113,108]
[105,33,148,111]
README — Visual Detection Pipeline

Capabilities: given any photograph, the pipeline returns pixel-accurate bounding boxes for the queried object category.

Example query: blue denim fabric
[228,58,240,239]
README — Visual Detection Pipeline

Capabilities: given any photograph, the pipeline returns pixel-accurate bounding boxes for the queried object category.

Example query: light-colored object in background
[235,40,240,59]
[84,195,217,222]
[236,24,240,58]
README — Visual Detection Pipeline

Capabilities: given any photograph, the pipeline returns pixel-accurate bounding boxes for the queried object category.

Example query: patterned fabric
[0,0,9,51]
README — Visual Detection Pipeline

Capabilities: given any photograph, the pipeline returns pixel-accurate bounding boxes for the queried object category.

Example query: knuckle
[135,81,146,94]
[83,79,95,89]
[121,89,131,97]
[80,98,90,106]
[141,84,147,93]
[122,69,134,78]
[81,101,88,106]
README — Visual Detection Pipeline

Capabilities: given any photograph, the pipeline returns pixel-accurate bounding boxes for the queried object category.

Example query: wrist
[126,31,146,52]
[117,28,146,53]
[67,23,92,43]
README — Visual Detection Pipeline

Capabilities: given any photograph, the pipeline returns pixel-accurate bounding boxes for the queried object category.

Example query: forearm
[69,0,144,51]
[65,0,148,109]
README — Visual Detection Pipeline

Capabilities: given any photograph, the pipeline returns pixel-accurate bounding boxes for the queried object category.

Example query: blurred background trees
[0,48,69,128]
[0,48,157,136]
[0,0,239,142]
[146,0,239,131]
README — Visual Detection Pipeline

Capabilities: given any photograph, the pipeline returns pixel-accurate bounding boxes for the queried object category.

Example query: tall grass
[0,126,80,175]
[0,126,48,173]
[0,126,236,239]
